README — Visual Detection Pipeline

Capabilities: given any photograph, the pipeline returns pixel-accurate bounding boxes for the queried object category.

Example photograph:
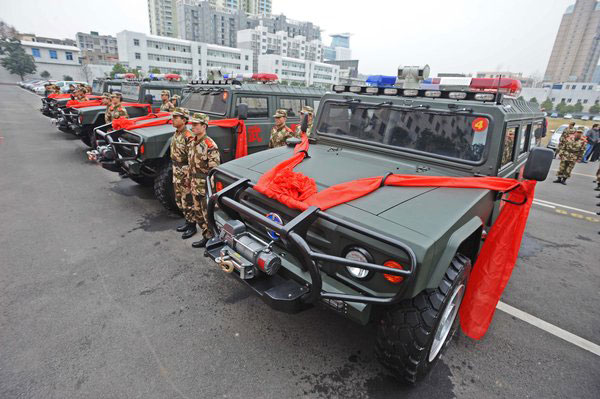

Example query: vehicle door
[276,96,307,133]
[235,94,271,154]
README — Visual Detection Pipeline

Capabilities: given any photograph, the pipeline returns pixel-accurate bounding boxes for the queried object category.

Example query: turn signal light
[215,181,224,192]
[383,260,404,283]
[139,144,145,155]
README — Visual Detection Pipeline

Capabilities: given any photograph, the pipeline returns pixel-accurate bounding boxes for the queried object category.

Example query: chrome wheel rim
[428,283,465,362]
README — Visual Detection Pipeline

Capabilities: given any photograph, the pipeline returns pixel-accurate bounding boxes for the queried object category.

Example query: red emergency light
[164,73,181,81]
[252,73,278,82]
[469,78,522,97]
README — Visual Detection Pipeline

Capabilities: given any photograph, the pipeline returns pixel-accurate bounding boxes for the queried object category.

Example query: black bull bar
[205,168,418,306]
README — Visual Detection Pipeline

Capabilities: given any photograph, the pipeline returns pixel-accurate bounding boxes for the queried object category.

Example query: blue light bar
[366,75,397,87]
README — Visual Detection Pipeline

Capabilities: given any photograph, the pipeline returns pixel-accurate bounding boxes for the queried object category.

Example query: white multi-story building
[20,41,85,81]
[148,0,179,37]
[208,0,272,16]
[521,81,600,112]
[117,30,253,80]
[258,54,339,88]
[237,24,323,72]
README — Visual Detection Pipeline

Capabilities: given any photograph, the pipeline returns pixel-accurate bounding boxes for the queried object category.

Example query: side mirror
[523,147,554,181]
[236,103,248,120]
[300,113,309,134]
[144,94,154,104]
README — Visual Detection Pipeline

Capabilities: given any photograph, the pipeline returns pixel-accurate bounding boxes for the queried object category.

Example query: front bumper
[203,170,417,324]
[91,125,147,176]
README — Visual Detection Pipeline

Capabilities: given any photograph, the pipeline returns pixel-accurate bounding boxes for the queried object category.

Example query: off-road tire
[154,161,181,214]
[375,253,471,384]
[130,175,155,186]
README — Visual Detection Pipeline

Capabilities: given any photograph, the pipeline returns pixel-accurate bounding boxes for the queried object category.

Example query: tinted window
[237,96,268,118]
[501,127,518,167]
[144,88,183,103]
[317,103,489,162]
[107,84,121,93]
[121,84,141,101]
[185,91,229,115]
[278,97,306,117]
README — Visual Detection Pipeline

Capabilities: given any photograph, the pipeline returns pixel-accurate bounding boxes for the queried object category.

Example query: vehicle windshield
[184,90,229,115]
[121,84,141,101]
[317,102,490,162]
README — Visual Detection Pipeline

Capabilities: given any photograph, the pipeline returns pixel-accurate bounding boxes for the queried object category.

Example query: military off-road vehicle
[41,79,125,118]
[92,78,324,213]
[56,80,185,147]
[202,72,553,383]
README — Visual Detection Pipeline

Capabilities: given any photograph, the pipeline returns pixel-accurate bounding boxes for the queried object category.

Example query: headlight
[344,247,372,280]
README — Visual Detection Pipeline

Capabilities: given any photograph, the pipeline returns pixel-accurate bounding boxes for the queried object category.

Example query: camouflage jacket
[160,101,175,112]
[501,138,514,165]
[268,125,296,148]
[295,122,313,137]
[105,105,113,123]
[188,134,221,181]
[170,128,192,168]
[559,128,575,148]
[109,105,129,122]
[558,136,586,162]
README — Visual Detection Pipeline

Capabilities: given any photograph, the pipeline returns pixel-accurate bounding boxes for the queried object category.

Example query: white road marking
[497,301,600,357]
[532,200,555,209]
[534,198,597,215]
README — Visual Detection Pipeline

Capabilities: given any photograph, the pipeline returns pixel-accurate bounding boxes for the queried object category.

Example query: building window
[551,97,555,102]
[134,39,140,46]
[31,48,40,58]
[565,85,570,89]
[582,85,587,90]
[65,52,73,61]
[567,98,572,103]
[589,86,594,90]
[572,85,576,90]
[49,50,57,59]
[245,65,249,70]
[584,99,588,104]
[245,55,249,61]
[135,52,141,60]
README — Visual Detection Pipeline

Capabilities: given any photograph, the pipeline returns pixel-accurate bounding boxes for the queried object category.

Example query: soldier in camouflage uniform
[558,122,576,149]
[295,105,314,137]
[554,129,586,185]
[501,128,515,165]
[160,90,175,112]
[269,109,296,148]
[187,113,221,248]
[100,93,112,124]
[171,94,181,108]
[171,107,197,239]
[108,92,129,122]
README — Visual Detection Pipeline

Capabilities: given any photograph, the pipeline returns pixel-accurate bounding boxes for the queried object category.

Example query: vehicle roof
[187,83,325,96]
[122,81,186,88]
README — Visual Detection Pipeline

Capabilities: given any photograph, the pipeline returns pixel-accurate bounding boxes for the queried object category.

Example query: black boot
[595,185,600,191]
[553,177,562,183]
[192,237,209,248]
[596,193,600,198]
[560,177,567,185]
[177,220,192,232]
[182,224,197,239]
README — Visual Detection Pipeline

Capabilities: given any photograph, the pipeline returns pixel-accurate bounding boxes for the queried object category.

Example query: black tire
[375,253,471,384]
[153,161,181,214]
[130,175,155,186]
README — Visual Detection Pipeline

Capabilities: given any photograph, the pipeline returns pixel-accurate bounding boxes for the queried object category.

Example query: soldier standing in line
[187,113,221,248]
[171,94,181,108]
[100,93,112,124]
[268,109,295,148]
[171,107,197,239]
[559,121,576,148]
[554,129,586,185]
[108,92,129,121]
[295,106,314,137]
[160,90,175,112]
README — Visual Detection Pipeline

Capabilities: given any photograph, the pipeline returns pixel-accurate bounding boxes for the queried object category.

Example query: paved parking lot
[1,85,599,398]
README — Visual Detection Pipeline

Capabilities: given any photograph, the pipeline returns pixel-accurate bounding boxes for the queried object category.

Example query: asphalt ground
[1,85,599,398]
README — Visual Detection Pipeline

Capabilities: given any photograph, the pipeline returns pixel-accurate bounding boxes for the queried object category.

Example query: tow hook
[87,150,99,161]
[215,254,234,273]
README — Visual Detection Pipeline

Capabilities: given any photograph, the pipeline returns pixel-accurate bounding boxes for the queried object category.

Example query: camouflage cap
[300,105,314,115]
[110,91,123,98]
[102,92,111,99]
[273,108,288,118]
[190,112,209,124]
[172,107,190,119]
[161,90,171,96]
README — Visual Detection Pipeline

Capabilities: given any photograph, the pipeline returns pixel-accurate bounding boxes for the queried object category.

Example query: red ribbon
[48,93,72,99]
[112,112,172,130]
[207,119,247,159]
[254,134,537,340]
[66,99,103,108]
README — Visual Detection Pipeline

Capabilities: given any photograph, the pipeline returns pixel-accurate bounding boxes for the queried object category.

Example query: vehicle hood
[222,144,491,238]
[78,106,106,114]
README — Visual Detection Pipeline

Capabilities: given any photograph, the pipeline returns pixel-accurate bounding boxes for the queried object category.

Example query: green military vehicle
[202,73,553,383]
[91,78,324,213]
[57,80,185,147]
[42,79,124,119]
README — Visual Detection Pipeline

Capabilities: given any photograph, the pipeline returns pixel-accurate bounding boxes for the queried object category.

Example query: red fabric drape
[253,134,537,339]
[207,119,247,159]
[66,99,103,108]
[112,112,172,130]
[48,93,72,99]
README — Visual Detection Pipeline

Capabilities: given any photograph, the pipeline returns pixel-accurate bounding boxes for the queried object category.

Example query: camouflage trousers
[556,160,576,179]
[191,176,212,239]
[172,163,195,221]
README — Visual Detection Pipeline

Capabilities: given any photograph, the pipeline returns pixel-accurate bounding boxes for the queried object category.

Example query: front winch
[218,220,282,279]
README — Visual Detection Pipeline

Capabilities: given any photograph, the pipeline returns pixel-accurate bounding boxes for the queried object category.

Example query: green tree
[150,68,160,73]
[588,103,600,114]
[62,74,73,81]
[555,100,568,114]
[0,39,36,80]
[541,99,553,111]
[40,70,50,78]
[110,63,127,78]
[573,102,583,113]
[529,97,538,104]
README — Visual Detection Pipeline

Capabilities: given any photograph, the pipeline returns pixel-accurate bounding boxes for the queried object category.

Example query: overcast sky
[1,0,575,76]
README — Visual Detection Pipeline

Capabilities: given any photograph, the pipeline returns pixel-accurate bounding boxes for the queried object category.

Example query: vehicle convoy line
[496,301,600,357]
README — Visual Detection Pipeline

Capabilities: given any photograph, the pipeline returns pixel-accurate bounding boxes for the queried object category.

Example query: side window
[313,100,320,115]
[519,124,531,154]
[237,96,268,118]
[501,126,518,167]
[278,97,306,117]
[531,122,543,150]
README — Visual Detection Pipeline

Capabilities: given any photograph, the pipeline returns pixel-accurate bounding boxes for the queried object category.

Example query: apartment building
[148,0,179,37]
[521,82,600,112]
[117,30,252,79]
[76,31,119,65]
[258,54,338,88]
